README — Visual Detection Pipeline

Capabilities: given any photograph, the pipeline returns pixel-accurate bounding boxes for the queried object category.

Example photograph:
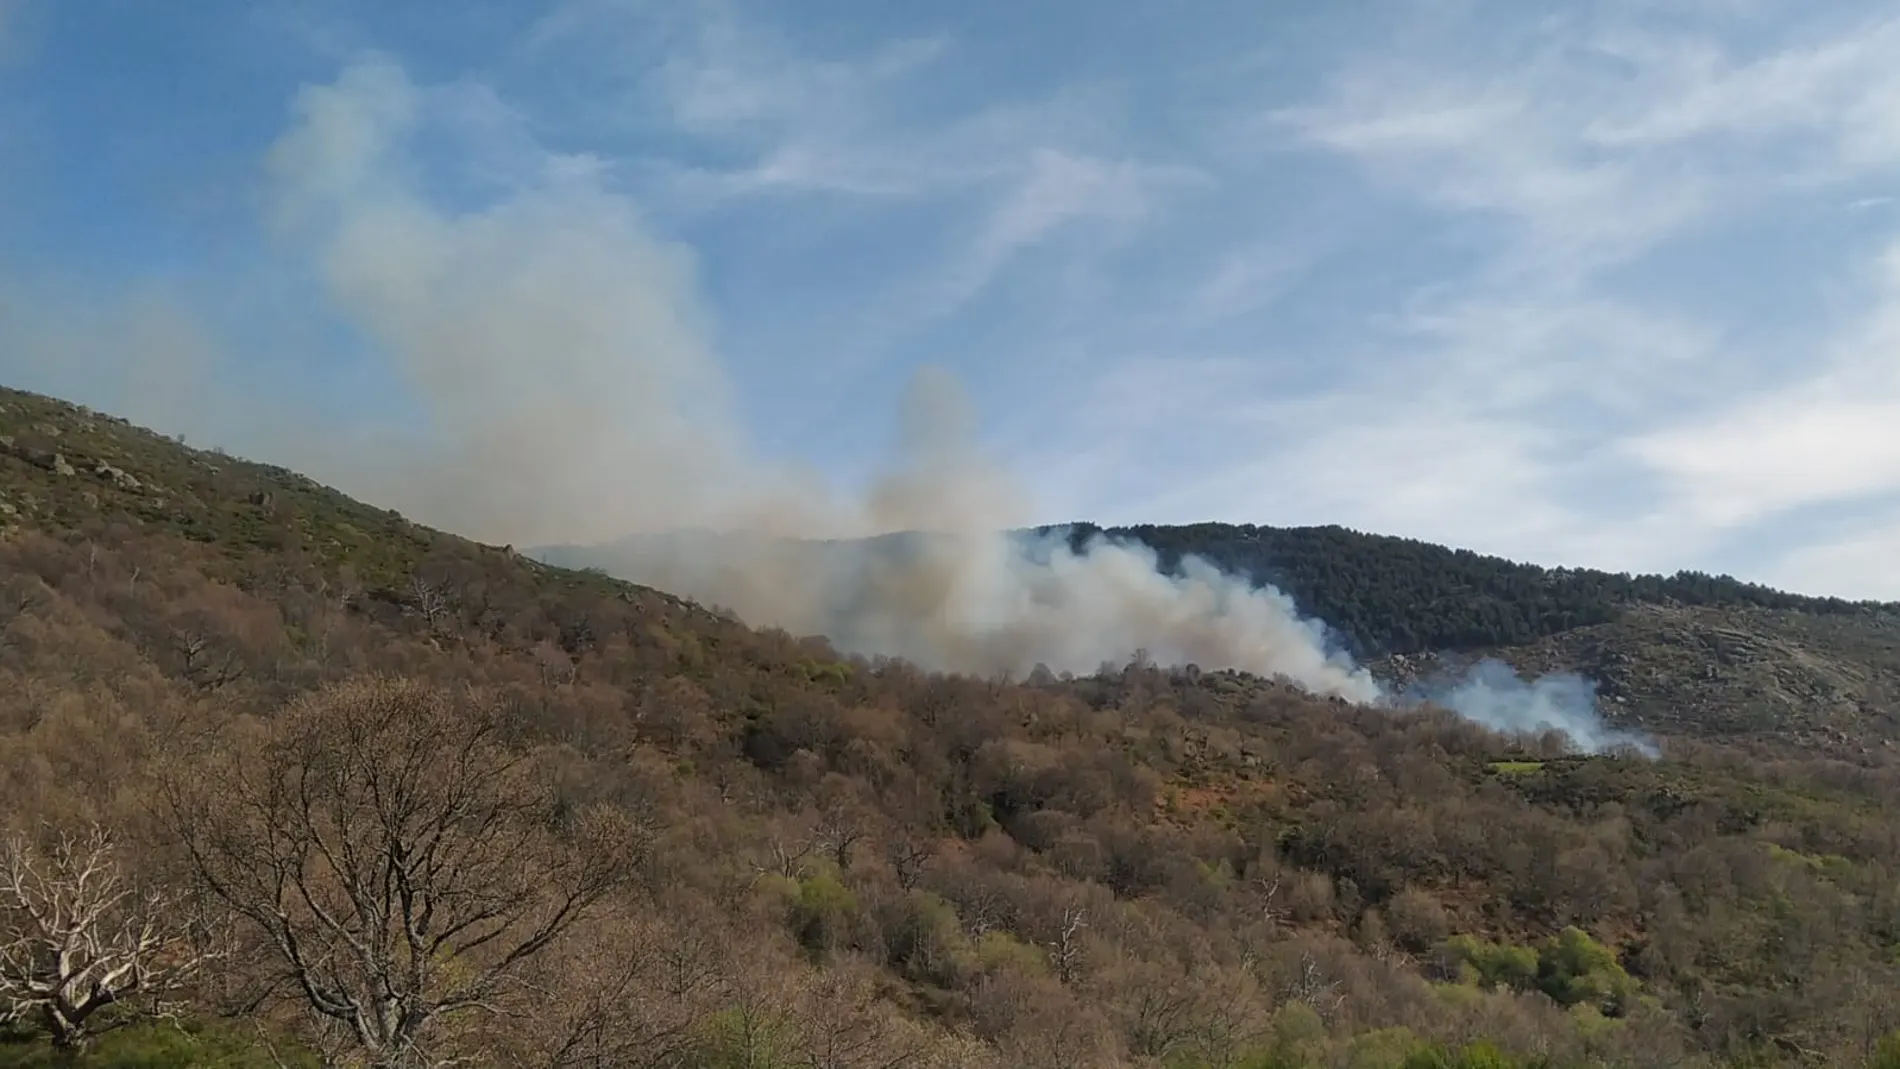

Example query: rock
[51,454,76,477]
[248,490,274,507]
[93,461,141,491]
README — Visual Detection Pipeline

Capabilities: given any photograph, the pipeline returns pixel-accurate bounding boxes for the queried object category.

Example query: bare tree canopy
[165,676,646,1068]
[0,825,219,1050]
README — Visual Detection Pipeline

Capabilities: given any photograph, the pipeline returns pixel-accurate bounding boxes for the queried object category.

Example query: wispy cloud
[1761,505,1900,601]
[1624,238,1900,529]
[520,0,1202,338]
[1163,2,1900,589]
[10,0,1900,603]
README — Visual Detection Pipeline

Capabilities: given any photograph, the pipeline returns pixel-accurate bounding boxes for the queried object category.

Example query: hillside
[1044,522,1896,658]
[543,522,1900,753]
[1038,523,1900,755]
[3,383,1900,1068]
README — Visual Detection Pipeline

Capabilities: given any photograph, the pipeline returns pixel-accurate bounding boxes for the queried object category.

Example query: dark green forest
[1042,522,1896,657]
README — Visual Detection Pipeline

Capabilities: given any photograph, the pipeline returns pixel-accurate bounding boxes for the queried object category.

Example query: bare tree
[787,963,929,1069]
[885,836,938,893]
[407,575,454,634]
[1050,905,1089,985]
[512,906,722,1069]
[813,804,868,874]
[0,577,43,639]
[0,825,220,1051]
[170,626,246,690]
[166,676,645,1069]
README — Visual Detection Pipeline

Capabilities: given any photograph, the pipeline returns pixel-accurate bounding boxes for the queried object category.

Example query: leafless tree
[788,963,929,1069]
[813,804,868,873]
[170,626,245,690]
[0,578,43,640]
[1050,905,1089,985]
[407,575,454,633]
[751,832,821,886]
[0,825,221,1051]
[1281,949,1345,1023]
[515,906,721,1069]
[166,676,646,1069]
[885,836,938,892]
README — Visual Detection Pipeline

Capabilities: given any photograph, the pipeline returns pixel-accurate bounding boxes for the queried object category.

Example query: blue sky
[3,0,1900,599]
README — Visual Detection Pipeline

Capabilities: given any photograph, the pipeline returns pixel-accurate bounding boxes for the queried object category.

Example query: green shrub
[880,890,969,987]
[972,929,1046,976]
[788,871,859,956]
[692,1007,792,1069]
[1870,1030,1900,1069]
[1536,926,1637,1016]
[1442,935,1539,991]
[0,1020,316,1068]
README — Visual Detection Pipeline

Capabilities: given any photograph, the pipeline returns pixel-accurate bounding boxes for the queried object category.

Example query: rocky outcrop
[1375,602,1900,753]
[92,460,140,490]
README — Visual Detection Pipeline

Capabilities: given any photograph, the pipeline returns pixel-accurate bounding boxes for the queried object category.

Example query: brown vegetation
[1,385,1900,1067]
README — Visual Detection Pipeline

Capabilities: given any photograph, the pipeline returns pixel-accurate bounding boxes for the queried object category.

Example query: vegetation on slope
[2,385,1900,1067]
[1045,522,1896,657]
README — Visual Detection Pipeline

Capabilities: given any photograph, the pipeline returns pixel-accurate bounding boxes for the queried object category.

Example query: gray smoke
[259,57,1387,705]
[10,57,1645,754]
[541,524,1382,701]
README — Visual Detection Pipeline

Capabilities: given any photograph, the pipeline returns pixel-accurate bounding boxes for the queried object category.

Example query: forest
[2,386,1900,1068]
[1043,522,1894,657]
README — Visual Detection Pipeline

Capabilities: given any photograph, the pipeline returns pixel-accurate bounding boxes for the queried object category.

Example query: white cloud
[1760,508,1900,601]
[1201,3,1900,594]
[920,148,1203,319]
[1271,65,1704,275]
[1624,238,1900,528]
[1584,15,1900,176]
[1273,11,1900,278]
[23,0,1900,604]
[522,0,1200,337]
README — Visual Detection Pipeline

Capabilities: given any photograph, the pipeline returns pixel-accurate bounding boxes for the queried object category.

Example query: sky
[2,0,1899,601]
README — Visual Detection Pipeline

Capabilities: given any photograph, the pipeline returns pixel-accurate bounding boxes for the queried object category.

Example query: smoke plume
[4,58,1649,756]
[253,58,1392,706]
[1401,659,1659,757]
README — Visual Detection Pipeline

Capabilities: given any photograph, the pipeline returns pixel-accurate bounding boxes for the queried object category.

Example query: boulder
[93,460,141,491]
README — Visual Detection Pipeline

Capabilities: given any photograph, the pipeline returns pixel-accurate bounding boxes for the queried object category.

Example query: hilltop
[3,383,1900,1068]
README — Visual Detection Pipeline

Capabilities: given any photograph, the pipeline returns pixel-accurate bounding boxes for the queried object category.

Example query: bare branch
[0,825,223,1051]
[167,677,641,1067]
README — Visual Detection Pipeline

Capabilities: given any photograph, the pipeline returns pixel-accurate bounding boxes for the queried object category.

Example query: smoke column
[255,58,1643,755]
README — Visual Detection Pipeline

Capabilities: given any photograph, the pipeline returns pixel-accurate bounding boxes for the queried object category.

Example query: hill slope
[4,384,1900,1068]
[541,520,1900,752]
[1045,521,1896,658]
[1045,523,1900,753]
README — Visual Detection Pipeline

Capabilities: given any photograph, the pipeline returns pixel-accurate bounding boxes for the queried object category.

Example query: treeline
[1045,522,1893,656]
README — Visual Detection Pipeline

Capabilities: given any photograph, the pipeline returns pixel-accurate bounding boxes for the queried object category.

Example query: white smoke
[252,57,1387,706]
[545,524,1382,701]
[1399,659,1658,756]
[248,58,1645,750]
